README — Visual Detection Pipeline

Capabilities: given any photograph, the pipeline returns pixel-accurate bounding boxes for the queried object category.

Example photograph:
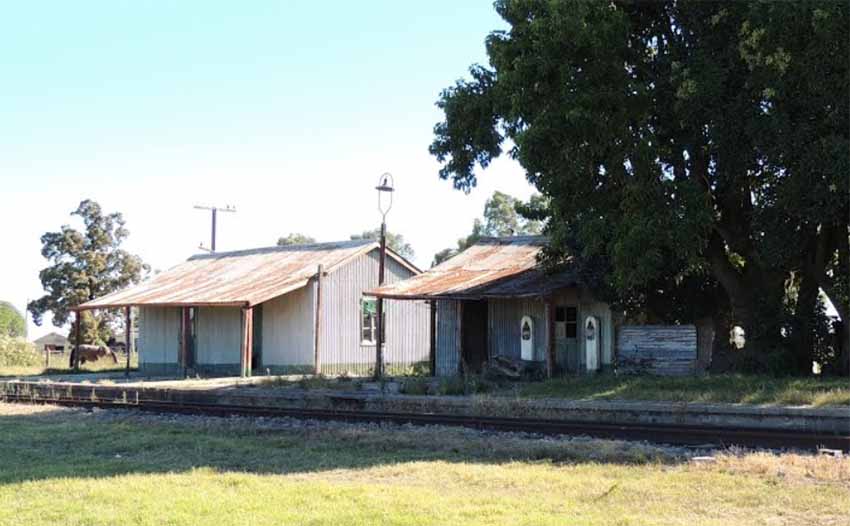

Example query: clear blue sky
[0,1,535,337]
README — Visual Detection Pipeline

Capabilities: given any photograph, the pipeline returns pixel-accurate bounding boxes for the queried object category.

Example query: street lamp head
[376,172,394,219]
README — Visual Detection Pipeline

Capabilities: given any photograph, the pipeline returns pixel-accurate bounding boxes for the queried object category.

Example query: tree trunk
[794,224,838,375]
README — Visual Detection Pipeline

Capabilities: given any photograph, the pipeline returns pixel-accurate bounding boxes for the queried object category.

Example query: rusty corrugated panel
[368,236,577,300]
[79,240,419,310]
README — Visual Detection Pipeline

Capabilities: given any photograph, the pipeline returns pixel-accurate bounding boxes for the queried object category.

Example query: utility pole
[194,205,236,253]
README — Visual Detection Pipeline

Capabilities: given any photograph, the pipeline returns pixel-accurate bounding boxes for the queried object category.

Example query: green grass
[0,403,847,526]
[516,373,850,407]
[0,354,138,378]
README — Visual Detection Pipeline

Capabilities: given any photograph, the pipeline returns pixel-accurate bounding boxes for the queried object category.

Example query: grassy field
[513,373,850,407]
[0,403,847,525]
[0,353,138,378]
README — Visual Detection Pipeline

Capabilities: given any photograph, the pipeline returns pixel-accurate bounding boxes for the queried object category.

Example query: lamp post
[375,173,394,380]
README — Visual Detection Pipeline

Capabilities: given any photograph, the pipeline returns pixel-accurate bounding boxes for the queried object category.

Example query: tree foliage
[350,229,415,260]
[430,1,849,373]
[27,200,149,344]
[0,302,26,338]
[433,191,545,266]
[277,233,317,246]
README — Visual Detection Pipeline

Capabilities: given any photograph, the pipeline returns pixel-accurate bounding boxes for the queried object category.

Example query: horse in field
[69,344,119,366]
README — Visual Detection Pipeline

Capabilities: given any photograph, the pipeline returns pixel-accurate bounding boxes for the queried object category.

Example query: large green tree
[0,302,26,338]
[27,200,149,344]
[350,229,415,260]
[430,1,848,373]
[432,191,545,266]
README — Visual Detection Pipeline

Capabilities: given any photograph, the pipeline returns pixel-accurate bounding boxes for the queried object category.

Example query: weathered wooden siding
[195,307,242,365]
[261,284,315,368]
[581,300,614,367]
[617,325,697,375]
[320,249,429,375]
[138,306,180,372]
[435,299,460,376]
[488,298,547,361]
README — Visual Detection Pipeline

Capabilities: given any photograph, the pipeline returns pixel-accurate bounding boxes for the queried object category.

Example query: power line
[194,204,236,253]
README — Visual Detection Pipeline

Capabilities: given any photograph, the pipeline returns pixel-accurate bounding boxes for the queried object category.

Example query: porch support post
[241,306,253,377]
[180,307,190,377]
[429,300,437,377]
[124,306,132,378]
[546,300,555,378]
[314,265,323,375]
[72,309,81,370]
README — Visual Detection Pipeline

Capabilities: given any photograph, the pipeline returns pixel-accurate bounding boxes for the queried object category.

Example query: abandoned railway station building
[368,236,618,377]
[77,240,430,377]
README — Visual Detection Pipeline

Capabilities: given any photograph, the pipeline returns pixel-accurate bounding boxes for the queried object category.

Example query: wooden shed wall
[617,325,697,375]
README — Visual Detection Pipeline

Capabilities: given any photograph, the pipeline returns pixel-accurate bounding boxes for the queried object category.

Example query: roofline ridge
[187,239,376,260]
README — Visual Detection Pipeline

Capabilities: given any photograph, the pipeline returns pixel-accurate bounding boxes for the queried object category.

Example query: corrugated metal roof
[367,236,577,300]
[79,240,419,310]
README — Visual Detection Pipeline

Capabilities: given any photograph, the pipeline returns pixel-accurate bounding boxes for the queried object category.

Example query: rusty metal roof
[367,236,577,300]
[79,240,419,310]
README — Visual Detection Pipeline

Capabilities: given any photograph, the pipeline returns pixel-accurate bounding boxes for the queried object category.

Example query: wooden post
[314,265,323,375]
[124,306,132,377]
[456,301,463,375]
[72,310,81,370]
[241,306,253,377]
[546,301,556,378]
[180,307,190,376]
[45,345,50,368]
[429,300,437,376]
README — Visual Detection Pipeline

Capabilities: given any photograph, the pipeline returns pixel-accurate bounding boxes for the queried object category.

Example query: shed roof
[78,240,419,310]
[366,236,578,300]
[32,332,70,346]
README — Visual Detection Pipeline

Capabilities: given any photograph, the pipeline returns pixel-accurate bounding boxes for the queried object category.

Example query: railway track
[3,392,848,451]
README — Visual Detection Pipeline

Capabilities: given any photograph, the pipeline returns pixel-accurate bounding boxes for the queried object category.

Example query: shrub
[0,336,41,367]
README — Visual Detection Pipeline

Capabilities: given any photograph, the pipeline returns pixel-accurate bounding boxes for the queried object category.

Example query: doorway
[461,300,488,373]
[555,305,579,372]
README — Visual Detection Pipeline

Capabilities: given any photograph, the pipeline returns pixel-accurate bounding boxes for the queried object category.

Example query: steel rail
[3,393,848,451]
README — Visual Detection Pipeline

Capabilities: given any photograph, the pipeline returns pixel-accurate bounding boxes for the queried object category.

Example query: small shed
[33,332,69,353]
[78,240,430,377]
[367,236,615,377]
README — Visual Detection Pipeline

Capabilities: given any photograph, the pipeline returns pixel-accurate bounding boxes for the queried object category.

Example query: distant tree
[432,191,544,266]
[0,302,26,338]
[350,229,415,260]
[27,200,149,345]
[277,233,316,246]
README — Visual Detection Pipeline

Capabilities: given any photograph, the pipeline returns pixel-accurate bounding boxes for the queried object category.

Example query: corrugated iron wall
[320,249,430,376]
[261,284,315,369]
[435,299,460,376]
[488,298,547,361]
[138,306,181,374]
[195,307,241,366]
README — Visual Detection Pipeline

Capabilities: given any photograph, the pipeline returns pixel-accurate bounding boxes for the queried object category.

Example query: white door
[585,316,599,372]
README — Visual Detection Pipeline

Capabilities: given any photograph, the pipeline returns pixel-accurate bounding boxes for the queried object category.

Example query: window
[360,299,385,345]
[555,307,578,338]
